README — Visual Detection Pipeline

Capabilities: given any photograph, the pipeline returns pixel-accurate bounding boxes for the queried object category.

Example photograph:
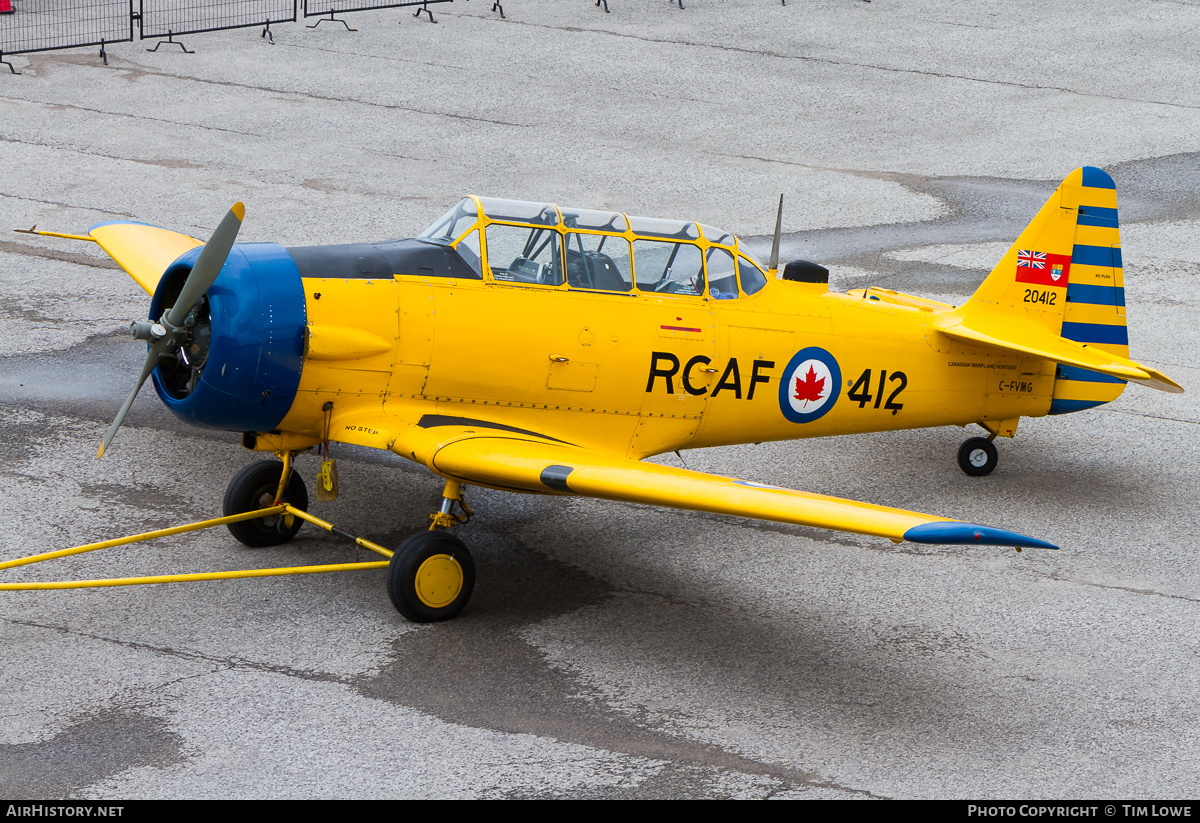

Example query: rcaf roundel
[778,347,841,424]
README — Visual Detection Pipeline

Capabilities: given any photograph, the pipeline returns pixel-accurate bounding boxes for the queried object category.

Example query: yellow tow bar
[0,506,392,591]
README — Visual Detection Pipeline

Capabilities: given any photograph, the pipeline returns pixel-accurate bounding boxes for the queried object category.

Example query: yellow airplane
[21,166,1183,622]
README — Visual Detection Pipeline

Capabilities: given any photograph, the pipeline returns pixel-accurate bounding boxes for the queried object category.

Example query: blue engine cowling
[148,242,307,432]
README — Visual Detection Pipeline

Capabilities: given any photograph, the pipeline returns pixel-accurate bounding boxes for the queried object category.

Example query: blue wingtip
[904,522,1058,550]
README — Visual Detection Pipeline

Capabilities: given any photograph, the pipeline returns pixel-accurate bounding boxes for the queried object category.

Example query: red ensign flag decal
[1015,249,1071,287]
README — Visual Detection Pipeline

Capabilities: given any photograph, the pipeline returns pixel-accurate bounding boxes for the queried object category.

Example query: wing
[89,221,204,294]
[366,414,1055,550]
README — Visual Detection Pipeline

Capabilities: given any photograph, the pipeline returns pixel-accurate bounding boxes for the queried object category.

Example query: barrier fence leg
[0,51,18,76]
[308,11,357,31]
[414,2,437,23]
[147,31,194,53]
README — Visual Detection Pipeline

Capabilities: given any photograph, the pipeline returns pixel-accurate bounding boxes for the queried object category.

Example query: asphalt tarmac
[1,0,1198,799]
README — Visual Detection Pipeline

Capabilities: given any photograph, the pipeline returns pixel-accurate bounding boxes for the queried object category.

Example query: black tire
[957,437,999,477]
[223,460,308,547]
[387,531,475,623]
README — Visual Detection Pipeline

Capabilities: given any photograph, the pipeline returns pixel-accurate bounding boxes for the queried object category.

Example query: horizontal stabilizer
[937,319,1184,394]
[90,222,204,295]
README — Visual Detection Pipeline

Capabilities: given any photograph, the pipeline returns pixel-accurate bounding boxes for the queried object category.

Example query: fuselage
[280,268,1056,459]
[150,196,1063,460]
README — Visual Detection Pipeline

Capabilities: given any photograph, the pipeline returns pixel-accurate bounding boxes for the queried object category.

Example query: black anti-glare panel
[286,239,482,281]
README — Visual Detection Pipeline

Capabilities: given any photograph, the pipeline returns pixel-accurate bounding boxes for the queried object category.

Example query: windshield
[419,198,479,244]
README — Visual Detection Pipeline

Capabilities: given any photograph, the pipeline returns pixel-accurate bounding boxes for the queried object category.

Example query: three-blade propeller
[98,203,244,458]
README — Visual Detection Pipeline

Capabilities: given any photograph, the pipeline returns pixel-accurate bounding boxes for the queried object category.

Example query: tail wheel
[387,531,475,622]
[223,460,308,547]
[957,437,999,477]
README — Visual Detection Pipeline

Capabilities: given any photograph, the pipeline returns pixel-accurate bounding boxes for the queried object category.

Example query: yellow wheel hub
[414,554,464,609]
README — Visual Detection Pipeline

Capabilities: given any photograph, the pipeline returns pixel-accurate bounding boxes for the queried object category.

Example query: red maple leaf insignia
[794,365,826,404]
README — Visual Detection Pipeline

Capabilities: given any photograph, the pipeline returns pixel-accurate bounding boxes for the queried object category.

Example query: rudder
[1051,167,1128,413]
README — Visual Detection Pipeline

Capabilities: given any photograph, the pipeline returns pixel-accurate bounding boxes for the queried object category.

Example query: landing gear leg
[957,436,999,477]
[428,479,473,531]
[387,479,476,621]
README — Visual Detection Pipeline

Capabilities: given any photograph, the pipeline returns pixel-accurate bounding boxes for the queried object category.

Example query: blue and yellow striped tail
[1050,167,1128,414]
[948,167,1181,410]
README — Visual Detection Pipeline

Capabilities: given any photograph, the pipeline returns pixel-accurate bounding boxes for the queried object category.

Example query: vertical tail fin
[959,167,1132,412]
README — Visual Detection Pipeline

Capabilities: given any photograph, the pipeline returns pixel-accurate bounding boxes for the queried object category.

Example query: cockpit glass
[561,208,628,233]
[740,247,766,269]
[477,197,560,227]
[706,247,738,299]
[633,240,705,296]
[418,198,478,243]
[627,216,700,240]
[738,255,767,295]
[698,223,734,246]
[565,232,633,292]
[485,223,564,286]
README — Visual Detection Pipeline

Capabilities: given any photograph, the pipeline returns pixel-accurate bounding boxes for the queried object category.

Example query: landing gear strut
[957,436,998,477]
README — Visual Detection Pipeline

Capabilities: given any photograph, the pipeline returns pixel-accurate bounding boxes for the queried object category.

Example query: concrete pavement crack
[1099,408,1199,425]
[1021,570,1200,605]
[30,61,530,129]
[0,135,207,173]
[0,95,261,136]
[0,240,119,270]
[0,192,141,222]
[0,616,351,684]
[463,14,1200,112]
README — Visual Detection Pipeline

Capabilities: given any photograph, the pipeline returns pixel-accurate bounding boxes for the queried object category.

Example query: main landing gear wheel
[387,531,476,623]
[957,437,999,477]
[223,460,309,547]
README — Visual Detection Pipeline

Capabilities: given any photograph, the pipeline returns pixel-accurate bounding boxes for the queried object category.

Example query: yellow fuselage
[278,274,1052,460]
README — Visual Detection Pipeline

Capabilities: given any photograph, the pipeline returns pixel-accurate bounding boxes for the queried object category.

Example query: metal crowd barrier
[0,1,134,73]
[303,0,453,28]
[0,0,762,74]
[140,0,297,50]
[0,0,460,73]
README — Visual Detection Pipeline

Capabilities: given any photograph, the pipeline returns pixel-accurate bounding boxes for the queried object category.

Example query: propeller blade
[100,203,243,458]
[167,202,244,328]
[767,194,783,275]
[97,345,164,458]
